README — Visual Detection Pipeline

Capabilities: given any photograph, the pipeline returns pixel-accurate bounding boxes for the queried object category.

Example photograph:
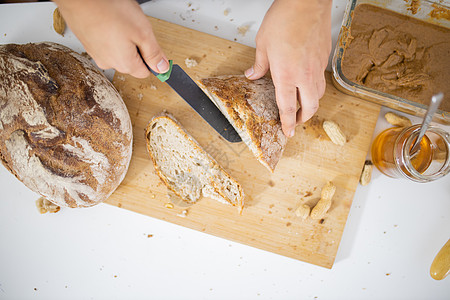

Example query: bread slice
[197,75,287,172]
[145,113,244,213]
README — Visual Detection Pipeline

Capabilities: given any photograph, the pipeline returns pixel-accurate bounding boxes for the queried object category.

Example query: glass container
[332,0,450,125]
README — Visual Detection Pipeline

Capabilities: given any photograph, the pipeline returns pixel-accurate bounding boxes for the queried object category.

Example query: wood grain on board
[106,17,381,268]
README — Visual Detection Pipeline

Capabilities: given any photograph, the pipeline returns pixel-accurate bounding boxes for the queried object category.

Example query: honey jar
[371,125,450,182]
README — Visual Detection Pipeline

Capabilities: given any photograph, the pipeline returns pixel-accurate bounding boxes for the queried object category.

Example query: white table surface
[0,1,449,299]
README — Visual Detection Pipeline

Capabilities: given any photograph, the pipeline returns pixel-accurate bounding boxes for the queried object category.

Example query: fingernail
[245,66,254,78]
[157,59,169,73]
[289,129,295,138]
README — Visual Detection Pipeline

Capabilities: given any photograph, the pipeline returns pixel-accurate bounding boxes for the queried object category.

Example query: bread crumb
[164,203,174,209]
[223,9,229,16]
[80,52,92,60]
[185,58,198,68]
[36,197,60,214]
[237,25,250,36]
[177,209,189,218]
[147,234,153,238]
[214,25,219,31]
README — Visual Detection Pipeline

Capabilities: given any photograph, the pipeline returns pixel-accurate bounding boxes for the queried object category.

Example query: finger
[127,47,152,79]
[245,47,269,80]
[274,83,298,137]
[296,79,320,124]
[93,58,110,71]
[99,44,151,79]
[136,26,169,74]
[317,71,326,100]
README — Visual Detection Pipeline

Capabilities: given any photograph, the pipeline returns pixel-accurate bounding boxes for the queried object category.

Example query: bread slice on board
[145,113,244,213]
[197,75,287,172]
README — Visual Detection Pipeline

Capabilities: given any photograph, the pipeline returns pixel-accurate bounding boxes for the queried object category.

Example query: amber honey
[371,124,450,182]
[372,127,433,177]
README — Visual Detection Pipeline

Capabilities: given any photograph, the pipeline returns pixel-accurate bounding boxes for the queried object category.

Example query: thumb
[137,31,169,74]
[245,47,269,80]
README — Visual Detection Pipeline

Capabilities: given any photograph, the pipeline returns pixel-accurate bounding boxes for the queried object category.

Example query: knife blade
[139,54,242,143]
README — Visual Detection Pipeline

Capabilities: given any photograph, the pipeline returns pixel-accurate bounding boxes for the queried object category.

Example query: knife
[139,53,242,143]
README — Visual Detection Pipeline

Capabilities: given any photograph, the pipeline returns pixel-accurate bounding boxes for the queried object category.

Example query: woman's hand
[245,0,332,137]
[54,0,169,78]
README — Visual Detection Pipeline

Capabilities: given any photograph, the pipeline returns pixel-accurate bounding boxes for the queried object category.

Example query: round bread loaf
[0,42,132,207]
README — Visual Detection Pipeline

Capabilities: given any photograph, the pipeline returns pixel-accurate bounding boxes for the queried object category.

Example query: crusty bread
[198,75,287,172]
[0,42,132,207]
[145,113,244,213]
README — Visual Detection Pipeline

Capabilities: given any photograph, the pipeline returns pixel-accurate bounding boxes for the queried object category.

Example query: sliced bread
[197,75,287,172]
[145,113,244,213]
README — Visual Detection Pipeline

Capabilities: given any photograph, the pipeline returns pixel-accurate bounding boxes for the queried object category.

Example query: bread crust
[0,42,132,207]
[145,112,244,213]
[198,75,287,172]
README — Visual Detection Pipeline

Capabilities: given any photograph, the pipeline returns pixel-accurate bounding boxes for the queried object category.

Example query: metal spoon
[410,93,444,155]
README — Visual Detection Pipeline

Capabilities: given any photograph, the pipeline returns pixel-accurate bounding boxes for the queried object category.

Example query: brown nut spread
[342,4,450,112]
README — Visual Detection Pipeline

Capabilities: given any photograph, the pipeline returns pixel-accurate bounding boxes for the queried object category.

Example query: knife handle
[153,60,173,82]
[136,47,173,82]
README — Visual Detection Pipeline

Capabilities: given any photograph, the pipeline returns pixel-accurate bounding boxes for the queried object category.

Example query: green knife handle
[136,47,173,82]
[154,60,173,82]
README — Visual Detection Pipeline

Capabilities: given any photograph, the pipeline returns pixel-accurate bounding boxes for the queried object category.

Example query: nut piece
[323,121,346,146]
[384,112,412,127]
[53,8,66,36]
[237,25,250,36]
[36,197,60,214]
[310,181,336,220]
[177,209,189,218]
[295,204,311,219]
[164,203,174,209]
[360,160,373,186]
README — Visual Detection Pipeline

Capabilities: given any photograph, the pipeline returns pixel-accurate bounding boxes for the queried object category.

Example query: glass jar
[371,125,450,182]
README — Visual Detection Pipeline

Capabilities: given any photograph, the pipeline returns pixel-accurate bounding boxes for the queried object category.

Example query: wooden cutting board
[106,17,381,268]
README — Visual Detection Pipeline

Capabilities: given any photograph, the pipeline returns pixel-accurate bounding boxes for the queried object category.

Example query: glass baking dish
[332,0,450,125]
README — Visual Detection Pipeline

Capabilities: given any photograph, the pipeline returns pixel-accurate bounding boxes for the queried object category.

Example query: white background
[0,1,449,299]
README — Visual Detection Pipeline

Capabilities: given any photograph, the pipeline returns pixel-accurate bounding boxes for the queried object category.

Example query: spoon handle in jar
[410,93,443,154]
